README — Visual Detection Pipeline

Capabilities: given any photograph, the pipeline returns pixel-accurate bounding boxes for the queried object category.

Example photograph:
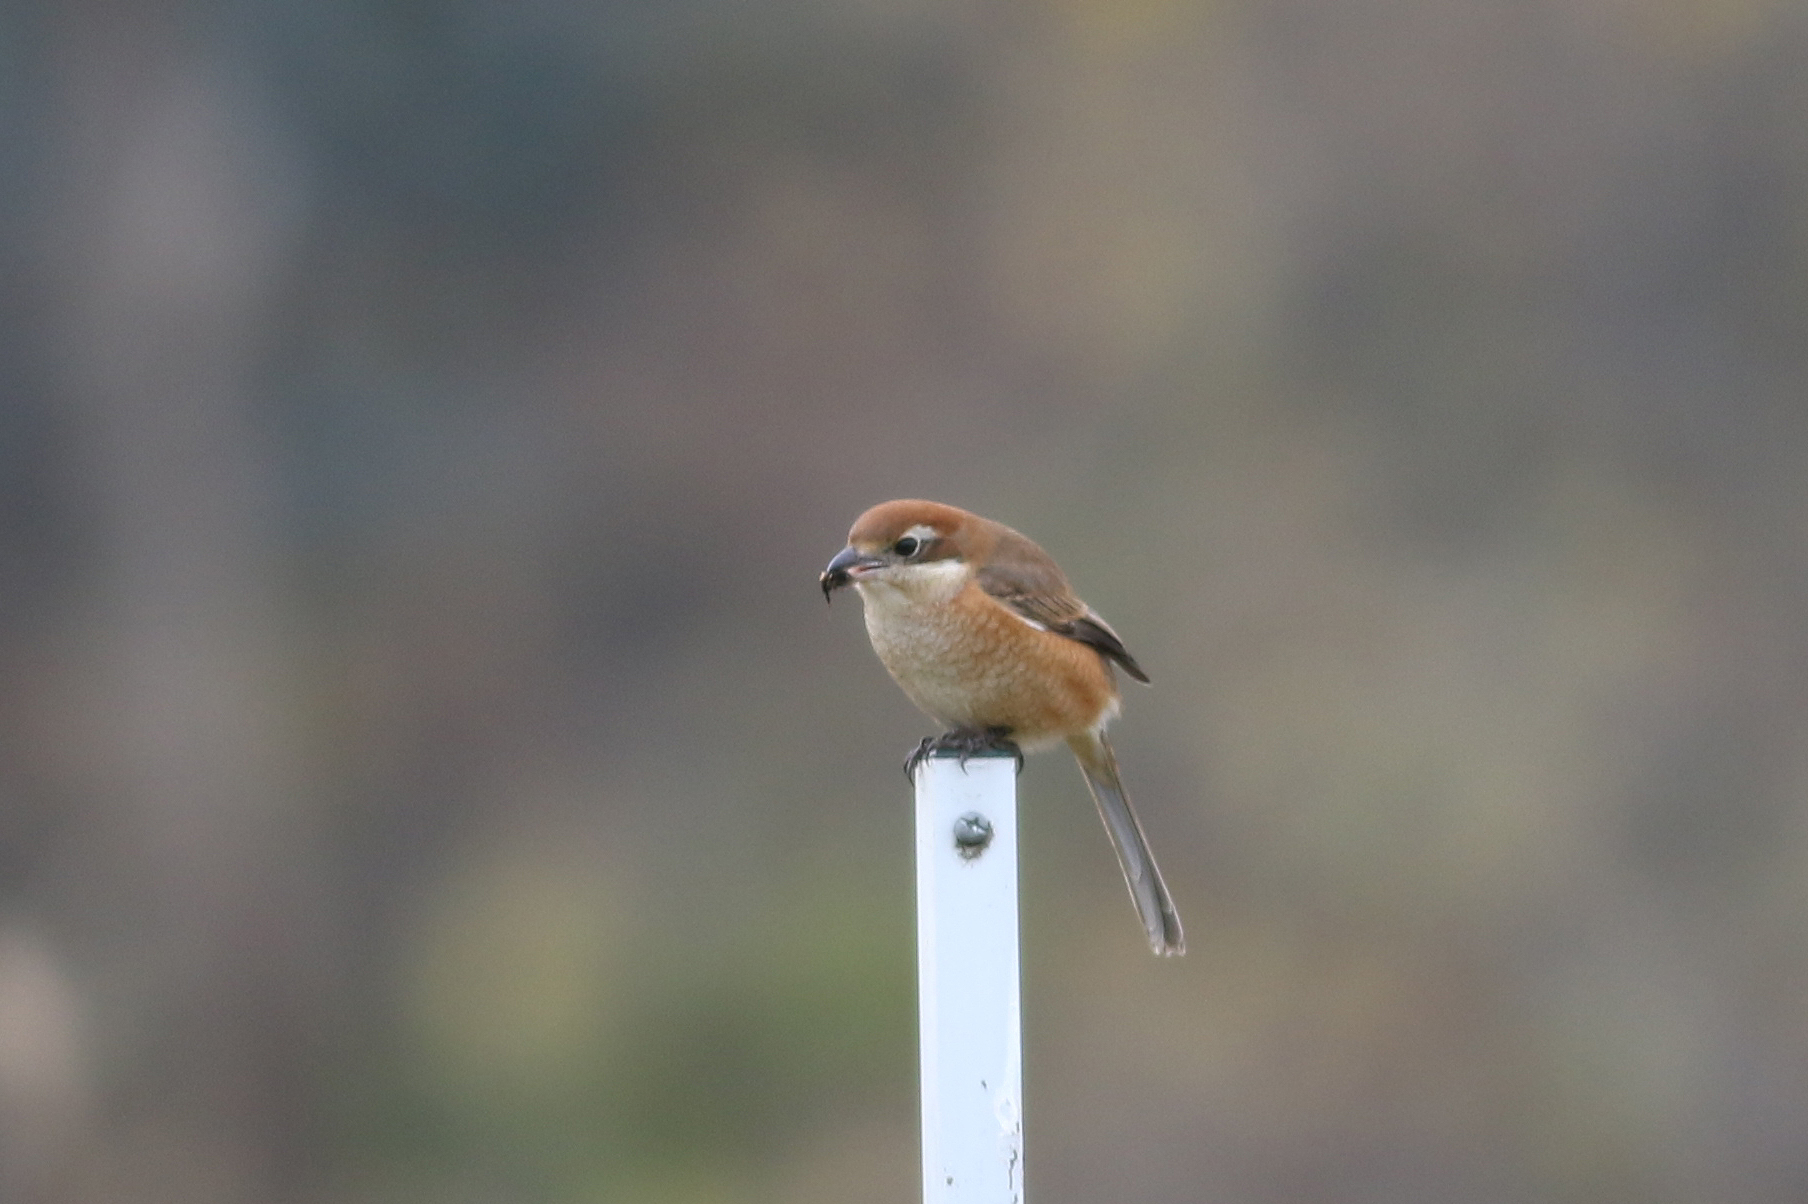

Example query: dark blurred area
[3,0,1808,1200]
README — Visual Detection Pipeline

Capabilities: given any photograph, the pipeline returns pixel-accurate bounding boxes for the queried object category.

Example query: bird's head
[820,499,977,601]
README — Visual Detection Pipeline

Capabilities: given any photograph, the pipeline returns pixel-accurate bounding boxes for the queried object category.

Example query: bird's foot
[904,726,1024,780]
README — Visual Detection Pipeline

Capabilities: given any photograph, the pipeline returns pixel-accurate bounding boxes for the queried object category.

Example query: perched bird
[821,499,1184,956]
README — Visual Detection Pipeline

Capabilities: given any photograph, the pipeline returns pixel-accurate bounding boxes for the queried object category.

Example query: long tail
[1068,731,1185,956]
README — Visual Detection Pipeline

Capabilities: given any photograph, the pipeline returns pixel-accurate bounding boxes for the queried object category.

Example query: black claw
[903,737,938,781]
[904,727,1024,781]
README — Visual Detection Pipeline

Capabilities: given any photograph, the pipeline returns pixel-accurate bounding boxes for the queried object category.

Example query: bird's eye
[893,536,920,558]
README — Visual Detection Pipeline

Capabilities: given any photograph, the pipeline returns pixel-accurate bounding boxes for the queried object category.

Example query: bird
[821,499,1184,956]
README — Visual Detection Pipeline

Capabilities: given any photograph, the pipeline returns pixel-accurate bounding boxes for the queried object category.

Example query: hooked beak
[821,546,884,602]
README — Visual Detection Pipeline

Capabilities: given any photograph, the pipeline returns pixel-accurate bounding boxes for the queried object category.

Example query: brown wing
[975,529,1151,684]
[1064,613,1150,684]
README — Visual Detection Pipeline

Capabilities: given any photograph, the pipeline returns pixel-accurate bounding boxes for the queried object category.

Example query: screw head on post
[952,812,994,859]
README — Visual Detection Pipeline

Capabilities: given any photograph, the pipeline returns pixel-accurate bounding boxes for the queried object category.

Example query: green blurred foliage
[3,0,1808,1201]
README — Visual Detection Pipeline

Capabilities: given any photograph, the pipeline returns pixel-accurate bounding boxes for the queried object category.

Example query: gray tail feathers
[1068,732,1185,956]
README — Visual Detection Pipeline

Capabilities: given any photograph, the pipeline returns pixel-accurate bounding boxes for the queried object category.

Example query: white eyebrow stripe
[902,524,939,543]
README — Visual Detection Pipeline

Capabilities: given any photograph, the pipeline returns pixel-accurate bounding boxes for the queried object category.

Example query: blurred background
[4,0,1808,1201]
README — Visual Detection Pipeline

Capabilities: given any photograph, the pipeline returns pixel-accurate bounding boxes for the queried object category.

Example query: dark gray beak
[821,546,883,602]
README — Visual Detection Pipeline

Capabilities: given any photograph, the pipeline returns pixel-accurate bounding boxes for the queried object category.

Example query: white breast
[854,561,982,726]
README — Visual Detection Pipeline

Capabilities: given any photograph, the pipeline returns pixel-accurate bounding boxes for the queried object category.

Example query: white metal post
[914,751,1025,1204]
